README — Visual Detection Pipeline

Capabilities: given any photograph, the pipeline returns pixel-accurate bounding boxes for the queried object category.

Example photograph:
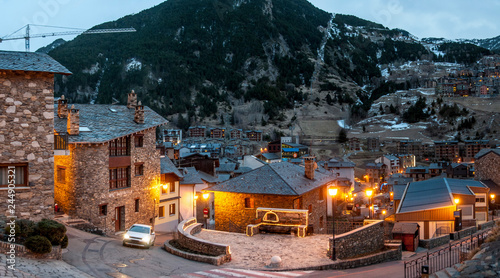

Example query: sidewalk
[0,254,93,278]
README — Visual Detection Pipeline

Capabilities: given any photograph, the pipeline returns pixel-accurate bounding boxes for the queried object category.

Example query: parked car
[123,224,156,248]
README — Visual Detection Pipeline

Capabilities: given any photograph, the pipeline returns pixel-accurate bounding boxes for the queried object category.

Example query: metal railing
[404,228,491,278]
[54,134,68,150]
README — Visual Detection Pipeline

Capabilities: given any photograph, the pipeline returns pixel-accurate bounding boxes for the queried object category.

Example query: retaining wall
[0,241,62,260]
[328,220,385,259]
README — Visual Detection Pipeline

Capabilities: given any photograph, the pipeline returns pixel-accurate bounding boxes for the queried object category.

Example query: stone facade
[54,128,160,234]
[0,70,55,221]
[0,241,62,260]
[214,186,328,234]
[475,151,500,186]
[328,220,385,260]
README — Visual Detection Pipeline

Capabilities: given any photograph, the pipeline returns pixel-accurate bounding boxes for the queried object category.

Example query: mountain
[48,0,428,125]
[36,38,66,54]
[47,0,495,133]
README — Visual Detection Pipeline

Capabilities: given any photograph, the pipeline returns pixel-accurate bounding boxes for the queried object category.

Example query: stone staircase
[429,264,461,278]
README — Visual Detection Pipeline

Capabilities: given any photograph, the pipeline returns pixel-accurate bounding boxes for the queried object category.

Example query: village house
[53,91,168,234]
[188,126,206,138]
[322,158,355,191]
[206,158,337,234]
[245,130,262,141]
[156,156,183,232]
[365,162,386,185]
[474,148,500,197]
[230,128,243,139]
[434,141,460,162]
[395,178,490,239]
[209,127,225,139]
[0,51,71,221]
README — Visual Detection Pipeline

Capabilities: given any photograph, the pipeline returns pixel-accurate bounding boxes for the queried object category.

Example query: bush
[61,235,69,249]
[24,235,52,254]
[3,219,36,243]
[37,219,67,246]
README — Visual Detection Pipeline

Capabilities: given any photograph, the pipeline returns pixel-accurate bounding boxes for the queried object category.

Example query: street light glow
[454,198,460,205]
[203,193,209,199]
[328,186,338,197]
[366,189,373,197]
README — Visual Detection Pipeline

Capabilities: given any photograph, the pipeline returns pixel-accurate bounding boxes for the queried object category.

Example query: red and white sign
[203,208,209,217]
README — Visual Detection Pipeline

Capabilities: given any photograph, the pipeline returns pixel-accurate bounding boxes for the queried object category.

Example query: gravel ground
[194,229,334,270]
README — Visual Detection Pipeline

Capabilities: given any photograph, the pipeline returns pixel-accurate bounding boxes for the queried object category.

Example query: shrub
[61,235,69,249]
[4,219,36,243]
[37,219,67,246]
[24,235,52,254]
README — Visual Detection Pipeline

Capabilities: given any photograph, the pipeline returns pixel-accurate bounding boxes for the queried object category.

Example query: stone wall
[419,234,450,249]
[54,128,160,234]
[328,220,385,259]
[171,217,231,265]
[0,241,62,260]
[214,187,328,234]
[0,70,55,221]
[475,152,500,186]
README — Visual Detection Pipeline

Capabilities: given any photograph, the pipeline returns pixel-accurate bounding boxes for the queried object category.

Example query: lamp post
[454,198,460,211]
[491,194,496,221]
[366,189,373,218]
[328,185,338,261]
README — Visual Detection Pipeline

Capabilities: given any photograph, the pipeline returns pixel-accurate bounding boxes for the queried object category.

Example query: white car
[122,224,156,248]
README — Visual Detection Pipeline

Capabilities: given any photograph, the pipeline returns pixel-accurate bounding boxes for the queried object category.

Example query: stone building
[53,93,168,234]
[206,159,337,234]
[474,149,500,186]
[0,51,71,221]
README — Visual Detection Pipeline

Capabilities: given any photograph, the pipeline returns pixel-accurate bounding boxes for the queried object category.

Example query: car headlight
[141,235,151,242]
[124,234,130,239]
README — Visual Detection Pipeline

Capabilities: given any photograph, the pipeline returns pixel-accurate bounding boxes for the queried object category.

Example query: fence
[403,229,490,278]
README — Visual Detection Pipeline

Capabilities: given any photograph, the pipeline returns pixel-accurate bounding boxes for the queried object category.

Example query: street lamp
[328,185,338,261]
[491,194,496,220]
[454,198,460,211]
[366,189,373,218]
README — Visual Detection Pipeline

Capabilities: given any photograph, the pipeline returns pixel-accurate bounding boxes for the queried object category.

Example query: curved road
[63,226,216,277]
[64,226,404,278]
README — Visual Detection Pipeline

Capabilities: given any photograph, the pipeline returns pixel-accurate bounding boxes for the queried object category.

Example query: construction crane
[0,24,136,52]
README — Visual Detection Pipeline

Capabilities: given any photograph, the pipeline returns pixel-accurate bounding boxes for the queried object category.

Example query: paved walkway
[0,253,93,278]
[195,229,334,270]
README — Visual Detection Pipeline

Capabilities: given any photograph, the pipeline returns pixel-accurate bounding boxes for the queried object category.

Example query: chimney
[67,105,79,135]
[57,95,68,118]
[304,156,317,180]
[134,101,144,124]
[127,90,137,109]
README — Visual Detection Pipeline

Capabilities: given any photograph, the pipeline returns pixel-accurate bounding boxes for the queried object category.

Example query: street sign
[203,208,209,218]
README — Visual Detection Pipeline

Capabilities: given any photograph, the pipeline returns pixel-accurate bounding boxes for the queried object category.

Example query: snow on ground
[387,122,409,130]
[125,58,142,72]
[337,119,351,129]
[417,89,435,96]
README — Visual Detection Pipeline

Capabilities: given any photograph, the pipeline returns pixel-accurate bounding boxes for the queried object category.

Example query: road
[63,226,216,277]
[64,226,405,278]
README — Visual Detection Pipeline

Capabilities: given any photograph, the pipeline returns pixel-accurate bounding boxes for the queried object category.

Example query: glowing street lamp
[491,194,496,220]
[366,189,373,218]
[328,185,338,261]
[454,198,460,211]
[203,193,209,200]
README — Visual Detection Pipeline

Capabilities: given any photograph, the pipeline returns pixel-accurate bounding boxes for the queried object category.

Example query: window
[57,166,66,183]
[161,183,171,194]
[135,199,140,212]
[134,134,144,148]
[169,203,176,215]
[109,167,130,189]
[244,198,254,209]
[170,181,176,193]
[135,163,144,176]
[308,204,312,213]
[475,194,486,207]
[99,204,107,216]
[109,137,130,156]
[159,206,165,218]
[0,164,28,187]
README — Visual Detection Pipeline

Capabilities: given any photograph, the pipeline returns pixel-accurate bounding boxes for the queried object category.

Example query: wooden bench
[245,208,309,237]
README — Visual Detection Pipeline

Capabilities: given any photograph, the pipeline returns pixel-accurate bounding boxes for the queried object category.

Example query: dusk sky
[1,0,499,52]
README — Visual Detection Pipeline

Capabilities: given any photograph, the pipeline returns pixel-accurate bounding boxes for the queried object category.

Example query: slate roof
[475,148,500,159]
[393,184,408,201]
[179,167,204,185]
[197,171,219,184]
[54,104,168,143]
[207,162,336,196]
[326,161,356,168]
[262,152,281,160]
[0,51,71,74]
[160,157,183,178]
[392,222,419,234]
[216,163,237,173]
[397,178,487,214]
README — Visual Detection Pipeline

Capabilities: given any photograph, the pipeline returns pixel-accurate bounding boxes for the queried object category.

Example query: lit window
[169,203,176,215]
[159,206,165,218]
[244,198,254,209]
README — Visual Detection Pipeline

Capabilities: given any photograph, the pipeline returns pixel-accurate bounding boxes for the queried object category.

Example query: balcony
[54,134,70,155]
